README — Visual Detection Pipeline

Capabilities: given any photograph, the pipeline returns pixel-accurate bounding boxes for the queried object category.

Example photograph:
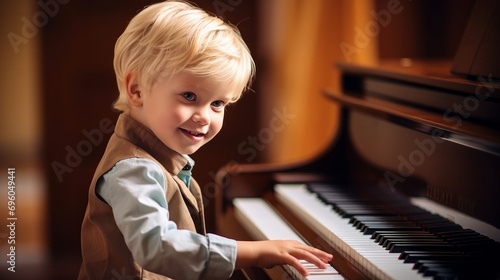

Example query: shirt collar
[182,154,195,171]
[178,154,195,187]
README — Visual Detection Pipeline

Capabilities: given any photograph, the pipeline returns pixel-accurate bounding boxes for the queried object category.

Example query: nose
[192,106,210,125]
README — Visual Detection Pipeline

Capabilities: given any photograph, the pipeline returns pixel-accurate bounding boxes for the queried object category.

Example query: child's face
[136,71,235,155]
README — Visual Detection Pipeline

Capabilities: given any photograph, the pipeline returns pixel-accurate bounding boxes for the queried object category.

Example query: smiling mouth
[180,128,205,137]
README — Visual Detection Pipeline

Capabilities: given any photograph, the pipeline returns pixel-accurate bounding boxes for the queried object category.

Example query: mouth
[180,128,206,140]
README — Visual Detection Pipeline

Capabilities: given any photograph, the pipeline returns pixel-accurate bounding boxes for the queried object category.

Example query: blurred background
[0,0,474,279]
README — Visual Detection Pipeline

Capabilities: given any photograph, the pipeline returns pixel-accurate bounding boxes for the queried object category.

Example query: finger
[294,247,331,269]
[305,253,327,269]
[287,256,309,276]
[309,246,333,262]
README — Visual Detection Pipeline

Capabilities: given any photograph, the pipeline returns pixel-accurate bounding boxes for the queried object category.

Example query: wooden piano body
[214,59,500,279]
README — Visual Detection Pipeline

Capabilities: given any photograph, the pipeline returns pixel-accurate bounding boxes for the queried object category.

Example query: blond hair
[113,0,255,113]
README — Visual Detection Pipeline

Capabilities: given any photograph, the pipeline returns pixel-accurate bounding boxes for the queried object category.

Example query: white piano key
[233,198,342,280]
[274,184,431,280]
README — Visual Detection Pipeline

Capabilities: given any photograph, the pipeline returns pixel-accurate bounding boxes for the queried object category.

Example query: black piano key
[322,196,373,205]
[386,241,449,252]
[455,241,500,253]
[415,218,454,226]
[370,230,429,241]
[361,223,422,235]
[378,234,438,246]
[408,215,447,226]
[423,223,463,233]
[430,265,498,280]
[417,261,480,276]
[389,243,456,253]
[433,273,468,280]
[307,183,345,194]
[393,206,429,216]
[338,208,394,218]
[413,259,468,270]
[349,215,405,225]
[451,236,495,245]
[435,228,477,238]
[403,252,469,263]
[407,213,444,220]
[358,220,413,231]
[446,235,486,243]
[382,238,446,248]
[398,250,464,260]
[423,267,474,278]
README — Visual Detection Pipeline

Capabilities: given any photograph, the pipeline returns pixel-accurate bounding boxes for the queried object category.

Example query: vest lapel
[174,176,199,212]
[187,179,206,234]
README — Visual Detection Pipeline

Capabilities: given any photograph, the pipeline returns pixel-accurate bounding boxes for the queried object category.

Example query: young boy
[78,1,332,279]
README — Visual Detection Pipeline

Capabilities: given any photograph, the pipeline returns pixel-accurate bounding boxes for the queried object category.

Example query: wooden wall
[376,0,475,59]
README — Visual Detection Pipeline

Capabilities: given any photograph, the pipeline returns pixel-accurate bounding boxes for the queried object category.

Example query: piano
[214,1,500,278]
[214,58,500,280]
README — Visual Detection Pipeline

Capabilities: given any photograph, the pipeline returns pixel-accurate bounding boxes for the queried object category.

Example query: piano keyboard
[233,198,343,280]
[274,184,500,280]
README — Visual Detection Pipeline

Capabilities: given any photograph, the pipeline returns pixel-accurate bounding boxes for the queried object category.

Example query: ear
[125,72,143,107]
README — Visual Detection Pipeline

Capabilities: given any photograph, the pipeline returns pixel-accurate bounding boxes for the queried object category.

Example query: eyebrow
[222,96,233,102]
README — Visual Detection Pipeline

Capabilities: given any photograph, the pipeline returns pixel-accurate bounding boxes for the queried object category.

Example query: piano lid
[334,59,500,156]
[338,59,500,101]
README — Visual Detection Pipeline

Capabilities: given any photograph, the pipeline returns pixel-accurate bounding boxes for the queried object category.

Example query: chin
[179,146,201,155]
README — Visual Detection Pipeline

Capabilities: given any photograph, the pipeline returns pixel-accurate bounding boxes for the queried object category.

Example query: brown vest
[78,114,206,280]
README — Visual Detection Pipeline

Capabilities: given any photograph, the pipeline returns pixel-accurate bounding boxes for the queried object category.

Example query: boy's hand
[236,240,333,276]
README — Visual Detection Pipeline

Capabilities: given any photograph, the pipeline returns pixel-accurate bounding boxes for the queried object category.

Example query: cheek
[169,106,190,123]
[210,113,225,134]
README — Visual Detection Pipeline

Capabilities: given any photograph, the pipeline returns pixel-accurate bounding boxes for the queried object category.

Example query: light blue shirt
[96,157,237,279]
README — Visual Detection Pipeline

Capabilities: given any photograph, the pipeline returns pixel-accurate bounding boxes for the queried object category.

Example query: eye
[182,91,196,101]
[211,100,225,110]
